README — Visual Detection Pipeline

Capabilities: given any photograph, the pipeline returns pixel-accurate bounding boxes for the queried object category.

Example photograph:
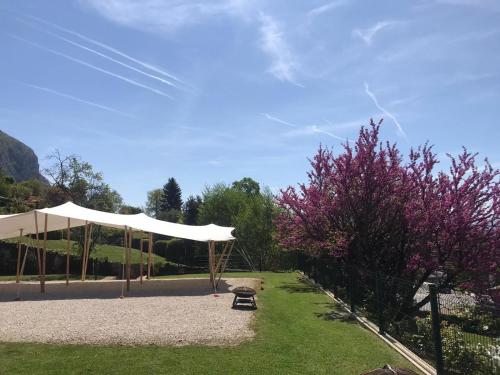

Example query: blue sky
[1,0,499,207]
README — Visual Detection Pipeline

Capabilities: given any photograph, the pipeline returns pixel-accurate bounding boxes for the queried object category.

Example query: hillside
[0,130,47,182]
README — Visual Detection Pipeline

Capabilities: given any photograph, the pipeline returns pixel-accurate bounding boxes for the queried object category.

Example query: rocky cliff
[0,130,47,182]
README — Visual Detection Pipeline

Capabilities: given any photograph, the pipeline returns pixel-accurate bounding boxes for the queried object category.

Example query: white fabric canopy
[0,202,235,242]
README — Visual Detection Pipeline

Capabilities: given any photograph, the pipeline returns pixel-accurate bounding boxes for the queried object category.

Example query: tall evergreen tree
[183,195,202,225]
[160,177,183,212]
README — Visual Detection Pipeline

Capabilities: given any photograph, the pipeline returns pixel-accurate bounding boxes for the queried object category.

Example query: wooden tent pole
[83,223,93,281]
[65,218,71,286]
[208,241,213,286]
[147,232,152,279]
[20,242,28,276]
[216,240,235,288]
[120,227,127,298]
[213,241,217,291]
[20,232,34,276]
[33,211,43,293]
[81,221,88,281]
[42,213,48,292]
[15,228,24,300]
[209,241,216,291]
[214,241,230,276]
[126,227,132,291]
[15,229,23,284]
[139,236,144,285]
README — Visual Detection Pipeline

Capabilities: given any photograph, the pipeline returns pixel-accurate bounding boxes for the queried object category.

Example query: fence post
[429,284,445,375]
[376,271,385,334]
[349,266,356,313]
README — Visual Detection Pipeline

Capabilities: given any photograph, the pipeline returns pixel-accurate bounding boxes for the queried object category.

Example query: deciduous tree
[276,120,499,313]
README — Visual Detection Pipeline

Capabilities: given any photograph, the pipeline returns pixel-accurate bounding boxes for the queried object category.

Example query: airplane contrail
[24,14,185,86]
[261,113,298,127]
[311,125,345,141]
[17,18,178,88]
[364,82,407,138]
[18,81,136,118]
[9,34,173,99]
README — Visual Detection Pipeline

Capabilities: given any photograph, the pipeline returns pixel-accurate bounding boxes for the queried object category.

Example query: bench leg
[232,294,238,308]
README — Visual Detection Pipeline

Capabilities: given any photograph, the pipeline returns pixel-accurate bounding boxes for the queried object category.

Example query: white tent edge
[0,201,235,242]
[0,202,236,294]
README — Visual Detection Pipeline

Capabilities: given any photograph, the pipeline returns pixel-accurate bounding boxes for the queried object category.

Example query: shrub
[46,230,63,240]
[451,302,500,337]
[154,239,185,263]
[415,316,497,374]
[154,240,169,258]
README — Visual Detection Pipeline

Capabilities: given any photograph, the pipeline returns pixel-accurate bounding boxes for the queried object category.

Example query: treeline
[1,151,288,271]
[145,177,289,270]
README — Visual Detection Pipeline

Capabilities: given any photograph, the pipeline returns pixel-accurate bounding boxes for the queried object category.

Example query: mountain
[0,130,47,183]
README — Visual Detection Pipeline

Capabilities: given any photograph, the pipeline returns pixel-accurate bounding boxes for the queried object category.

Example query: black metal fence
[299,255,499,375]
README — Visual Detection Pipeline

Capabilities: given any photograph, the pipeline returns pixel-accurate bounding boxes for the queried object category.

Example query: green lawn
[0,274,104,282]
[8,239,166,265]
[0,272,418,375]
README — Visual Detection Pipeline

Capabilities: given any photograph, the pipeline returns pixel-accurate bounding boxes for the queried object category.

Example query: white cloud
[436,0,500,9]
[307,1,346,18]
[258,12,302,86]
[207,159,222,166]
[353,21,395,45]
[81,1,300,85]
[80,0,253,34]
[364,83,407,138]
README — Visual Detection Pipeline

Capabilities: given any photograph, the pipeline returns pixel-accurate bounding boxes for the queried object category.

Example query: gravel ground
[0,278,259,346]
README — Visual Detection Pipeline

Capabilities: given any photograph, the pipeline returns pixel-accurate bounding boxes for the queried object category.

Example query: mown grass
[8,239,166,265]
[0,272,419,375]
[0,274,100,281]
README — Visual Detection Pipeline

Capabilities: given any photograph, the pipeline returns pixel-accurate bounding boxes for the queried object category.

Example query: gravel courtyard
[0,278,258,346]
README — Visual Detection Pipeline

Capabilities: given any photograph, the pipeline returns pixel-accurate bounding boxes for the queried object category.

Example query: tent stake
[66,218,71,286]
[147,232,152,279]
[33,211,44,293]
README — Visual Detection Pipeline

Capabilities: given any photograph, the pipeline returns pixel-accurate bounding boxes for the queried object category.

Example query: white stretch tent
[0,202,235,241]
[0,202,235,294]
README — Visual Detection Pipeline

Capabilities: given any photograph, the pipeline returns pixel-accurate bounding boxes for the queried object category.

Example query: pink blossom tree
[276,120,499,313]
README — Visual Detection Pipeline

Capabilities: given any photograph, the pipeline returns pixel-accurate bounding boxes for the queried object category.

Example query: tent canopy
[0,202,235,242]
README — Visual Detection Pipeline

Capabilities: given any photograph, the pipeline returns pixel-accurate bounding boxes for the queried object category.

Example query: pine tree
[183,195,202,225]
[160,177,183,212]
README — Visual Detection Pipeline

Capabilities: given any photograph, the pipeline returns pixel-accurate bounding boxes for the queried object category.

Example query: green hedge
[154,239,186,264]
